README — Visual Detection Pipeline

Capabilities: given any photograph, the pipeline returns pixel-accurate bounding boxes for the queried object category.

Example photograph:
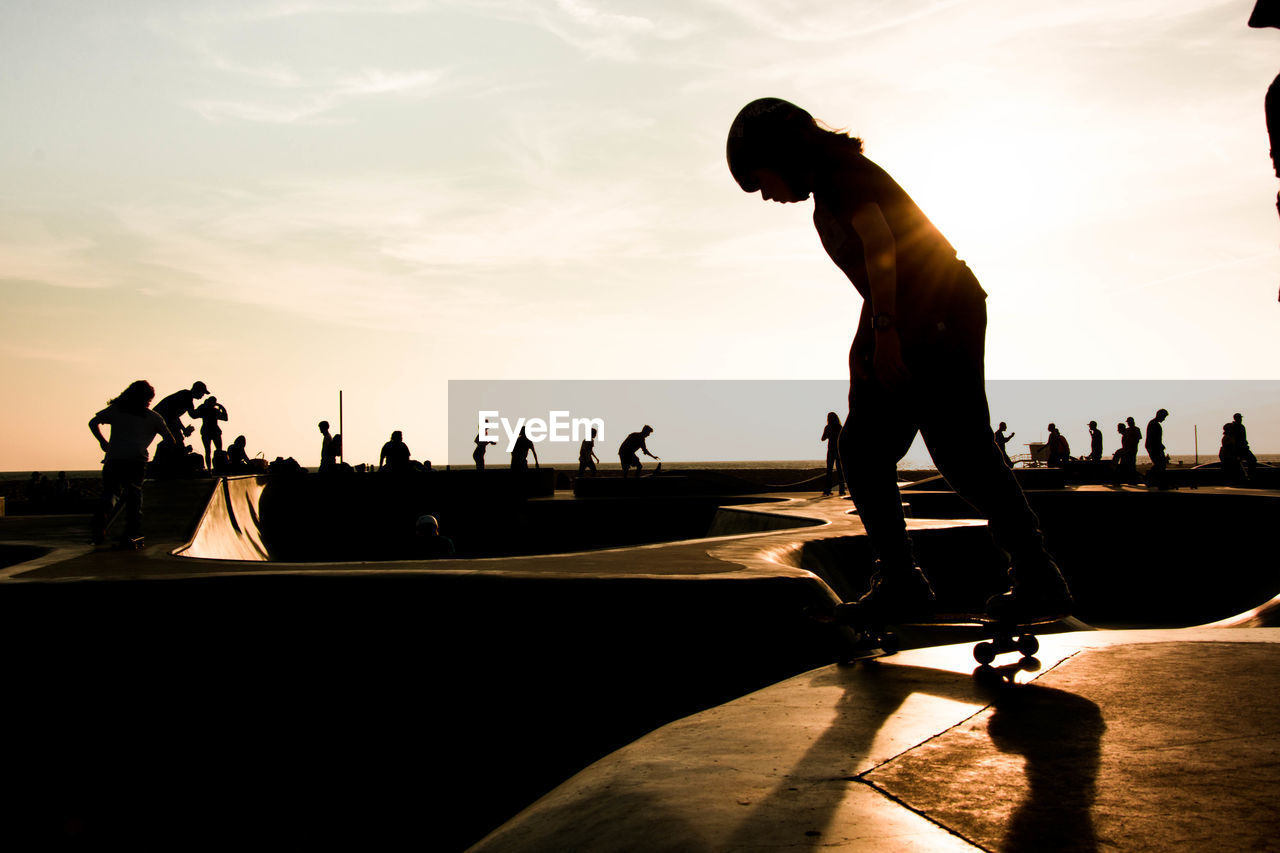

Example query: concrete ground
[2,478,1277,850]
[471,630,1280,851]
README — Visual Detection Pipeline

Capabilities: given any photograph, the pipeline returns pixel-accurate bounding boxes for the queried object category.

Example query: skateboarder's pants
[840,298,1051,575]
[95,457,146,539]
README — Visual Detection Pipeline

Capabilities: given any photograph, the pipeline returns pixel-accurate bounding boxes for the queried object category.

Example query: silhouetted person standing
[473,433,496,470]
[728,97,1070,623]
[1225,412,1257,479]
[510,426,538,472]
[318,421,337,472]
[154,381,209,454]
[993,421,1015,467]
[1046,423,1070,468]
[1087,421,1103,463]
[380,430,412,472]
[193,396,228,471]
[1120,417,1142,482]
[578,427,600,477]
[821,412,845,496]
[87,380,176,547]
[1145,409,1170,489]
[619,425,659,478]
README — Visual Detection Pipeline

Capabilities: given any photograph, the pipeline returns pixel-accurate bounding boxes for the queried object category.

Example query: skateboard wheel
[974,642,996,665]
[1016,634,1039,656]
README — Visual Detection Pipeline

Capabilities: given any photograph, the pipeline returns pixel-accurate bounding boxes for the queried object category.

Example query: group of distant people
[470,424,661,479]
[86,378,267,546]
[989,409,1257,489]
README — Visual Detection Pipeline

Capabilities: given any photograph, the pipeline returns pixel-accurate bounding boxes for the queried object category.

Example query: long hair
[826,411,842,430]
[109,380,155,413]
[727,98,863,193]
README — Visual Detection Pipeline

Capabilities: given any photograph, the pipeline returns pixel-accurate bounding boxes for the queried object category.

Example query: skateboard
[812,605,1057,668]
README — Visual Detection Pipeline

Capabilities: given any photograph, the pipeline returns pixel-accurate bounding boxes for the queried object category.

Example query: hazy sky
[2,0,1277,470]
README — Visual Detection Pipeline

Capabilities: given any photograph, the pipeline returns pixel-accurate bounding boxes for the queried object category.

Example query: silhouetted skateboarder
[619,425,660,478]
[728,97,1071,627]
[578,427,600,477]
[87,380,176,548]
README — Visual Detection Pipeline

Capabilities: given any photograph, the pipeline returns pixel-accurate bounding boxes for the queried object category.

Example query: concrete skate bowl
[175,474,822,562]
[780,488,1280,628]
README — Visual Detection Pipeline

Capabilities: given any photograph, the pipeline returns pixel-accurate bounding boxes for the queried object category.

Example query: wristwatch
[873,312,895,331]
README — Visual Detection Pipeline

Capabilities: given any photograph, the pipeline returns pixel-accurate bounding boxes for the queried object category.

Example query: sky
[2,0,1278,471]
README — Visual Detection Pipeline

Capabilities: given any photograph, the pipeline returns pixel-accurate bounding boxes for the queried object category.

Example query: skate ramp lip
[174,474,823,563]
[771,487,1280,628]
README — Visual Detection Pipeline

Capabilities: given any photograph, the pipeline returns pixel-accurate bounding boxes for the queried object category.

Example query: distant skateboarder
[87,380,176,547]
[619,425,660,478]
[578,427,600,477]
[728,97,1071,624]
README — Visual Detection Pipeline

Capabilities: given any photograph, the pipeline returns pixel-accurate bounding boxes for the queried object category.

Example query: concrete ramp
[174,475,270,561]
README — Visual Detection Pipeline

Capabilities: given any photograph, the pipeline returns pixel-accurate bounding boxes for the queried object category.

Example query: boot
[985,558,1073,624]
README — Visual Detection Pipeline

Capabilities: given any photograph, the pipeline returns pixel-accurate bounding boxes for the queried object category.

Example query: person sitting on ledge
[379,430,412,472]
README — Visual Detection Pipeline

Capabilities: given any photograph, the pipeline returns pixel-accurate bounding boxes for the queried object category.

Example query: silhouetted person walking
[728,97,1070,623]
[318,421,337,472]
[619,425,659,478]
[1046,423,1070,468]
[821,412,845,496]
[473,433,496,470]
[380,430,412,472]
[510,426,538,472]
[578,427,600,477]
[994,421,1015,467]
[153,381,209,453]
[1145,409,1170,489]
[87,380,176,547]
[1087,421,1103,463]
[193,396,228,471]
